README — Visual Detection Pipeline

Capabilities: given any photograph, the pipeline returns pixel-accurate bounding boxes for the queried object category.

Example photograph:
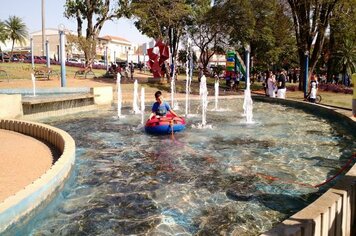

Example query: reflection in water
[6,100,355,236]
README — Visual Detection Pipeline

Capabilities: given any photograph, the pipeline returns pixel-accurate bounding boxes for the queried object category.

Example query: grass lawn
[286,90,352,109]
[0,62,107,80]
[0,62,353,109]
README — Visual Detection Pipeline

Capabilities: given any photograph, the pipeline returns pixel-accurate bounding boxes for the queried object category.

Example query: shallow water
[6,99,355,236]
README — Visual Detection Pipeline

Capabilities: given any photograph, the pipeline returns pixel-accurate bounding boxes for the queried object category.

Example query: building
[30,28,74,58]
[2,28,147,63]
[97,35,132,62]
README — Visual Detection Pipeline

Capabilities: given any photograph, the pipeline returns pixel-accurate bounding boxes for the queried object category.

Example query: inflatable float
[145,113,186,135]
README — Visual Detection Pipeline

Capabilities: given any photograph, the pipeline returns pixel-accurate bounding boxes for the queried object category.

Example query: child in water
[149,91,180,119]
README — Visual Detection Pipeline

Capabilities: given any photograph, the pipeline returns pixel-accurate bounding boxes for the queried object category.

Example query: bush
[286,85,298,91]
[318,84,353,94]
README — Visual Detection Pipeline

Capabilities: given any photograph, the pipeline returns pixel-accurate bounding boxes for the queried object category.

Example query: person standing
[309,74,318,103]
[277,69,287,99]
[129,61,134,80]
[267,71,276,98]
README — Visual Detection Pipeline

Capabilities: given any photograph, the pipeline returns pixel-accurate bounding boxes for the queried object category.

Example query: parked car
[94,59,106,66]
[68,58,80,64]
[0,52,10,62]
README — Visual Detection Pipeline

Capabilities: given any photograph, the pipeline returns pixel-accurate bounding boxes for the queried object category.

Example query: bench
[0,69,9,82]
[34,67,60,80]
[74,68,96,79]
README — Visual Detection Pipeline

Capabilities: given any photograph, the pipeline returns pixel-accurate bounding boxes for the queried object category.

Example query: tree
[334,39,356,83]
[250,0,297,71]
[0,21,8,46]
[214,0,255,47]
[177,49,197,66]
[214,0,296,72]
[4,16,28,57]
[326,0,356,83]
[187,0,227,72]
[64,0,130,67]
[286,0,340,92]
[0,21,9,62]
[131,0,192,79]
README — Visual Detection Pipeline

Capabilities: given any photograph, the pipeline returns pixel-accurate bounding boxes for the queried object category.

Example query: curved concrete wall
[0,119,75,233]
[253,96,356,236]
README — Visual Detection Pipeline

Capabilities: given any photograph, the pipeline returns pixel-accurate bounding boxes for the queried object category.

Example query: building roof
[30,28,74,36]
[99,35,131,45]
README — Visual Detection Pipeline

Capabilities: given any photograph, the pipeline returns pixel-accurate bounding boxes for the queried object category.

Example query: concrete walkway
[0,129,52,202]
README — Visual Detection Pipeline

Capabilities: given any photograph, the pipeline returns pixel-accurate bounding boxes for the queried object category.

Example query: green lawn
[1,62,353,109]
[287,90,352,109]
[0,62,107,80]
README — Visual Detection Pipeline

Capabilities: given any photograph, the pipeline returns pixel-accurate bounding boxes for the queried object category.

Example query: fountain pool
[5,99,355,235]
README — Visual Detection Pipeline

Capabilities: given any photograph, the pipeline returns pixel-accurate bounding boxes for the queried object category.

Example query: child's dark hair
[154,91,162,99]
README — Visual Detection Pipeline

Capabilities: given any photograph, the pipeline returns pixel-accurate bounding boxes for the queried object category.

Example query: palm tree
[0,21,9,62]
[334,39,356,85]
[4,16,28,58]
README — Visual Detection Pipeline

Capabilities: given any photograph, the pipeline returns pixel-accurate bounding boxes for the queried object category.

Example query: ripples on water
[6,100,355,236]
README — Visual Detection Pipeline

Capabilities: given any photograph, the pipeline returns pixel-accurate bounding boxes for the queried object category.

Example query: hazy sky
[0,0,151,44]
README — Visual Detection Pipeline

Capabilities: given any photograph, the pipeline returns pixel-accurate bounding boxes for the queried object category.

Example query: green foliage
[177,49,197,64]
[0,21,8,47]
[287,0,339,78]
[177,49,187,64]
[213,0,296,72]
[64,0,130,67]
[334,39,356,75]
[215,0,255,46]
[326,0,356,77]
[4,16,28,55]
[187,0,227,70]
[131,0,192,40]
[249,0,297,71]
[131,0,193,79]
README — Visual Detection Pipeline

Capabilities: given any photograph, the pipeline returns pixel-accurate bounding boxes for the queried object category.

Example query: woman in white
[309,74,318,103]
[267,71,276,97]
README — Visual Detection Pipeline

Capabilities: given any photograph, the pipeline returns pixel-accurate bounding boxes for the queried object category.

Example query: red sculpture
[147,40,170,78]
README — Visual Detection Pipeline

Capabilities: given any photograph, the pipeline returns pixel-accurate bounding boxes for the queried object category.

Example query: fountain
[243,89,254,124]
[4,99,355,235]
[141,87,145,125]
[116,73,124,118]
[185,39,192,117]
[197,75,211,128]
[31,73,36,97]
[170,74,179,110]
[242,45,254,124]
[132,79,141,114]
[214,78,219,111]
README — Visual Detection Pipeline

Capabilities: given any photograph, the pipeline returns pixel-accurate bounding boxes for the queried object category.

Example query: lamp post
[58,24,66,87]
[41,0,46,57]
[45,38,50,68]
[30,37,34,70]
[245,44,251,91]
[304,51,309,98]
[126,47,130,65]
[105,46,109,71]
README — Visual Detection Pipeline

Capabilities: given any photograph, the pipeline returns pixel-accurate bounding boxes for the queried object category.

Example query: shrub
[318,84,353,94]
[286,85,298,91]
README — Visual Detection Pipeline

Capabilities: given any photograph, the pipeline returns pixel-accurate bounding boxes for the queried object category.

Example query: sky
[0,0,151,44]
